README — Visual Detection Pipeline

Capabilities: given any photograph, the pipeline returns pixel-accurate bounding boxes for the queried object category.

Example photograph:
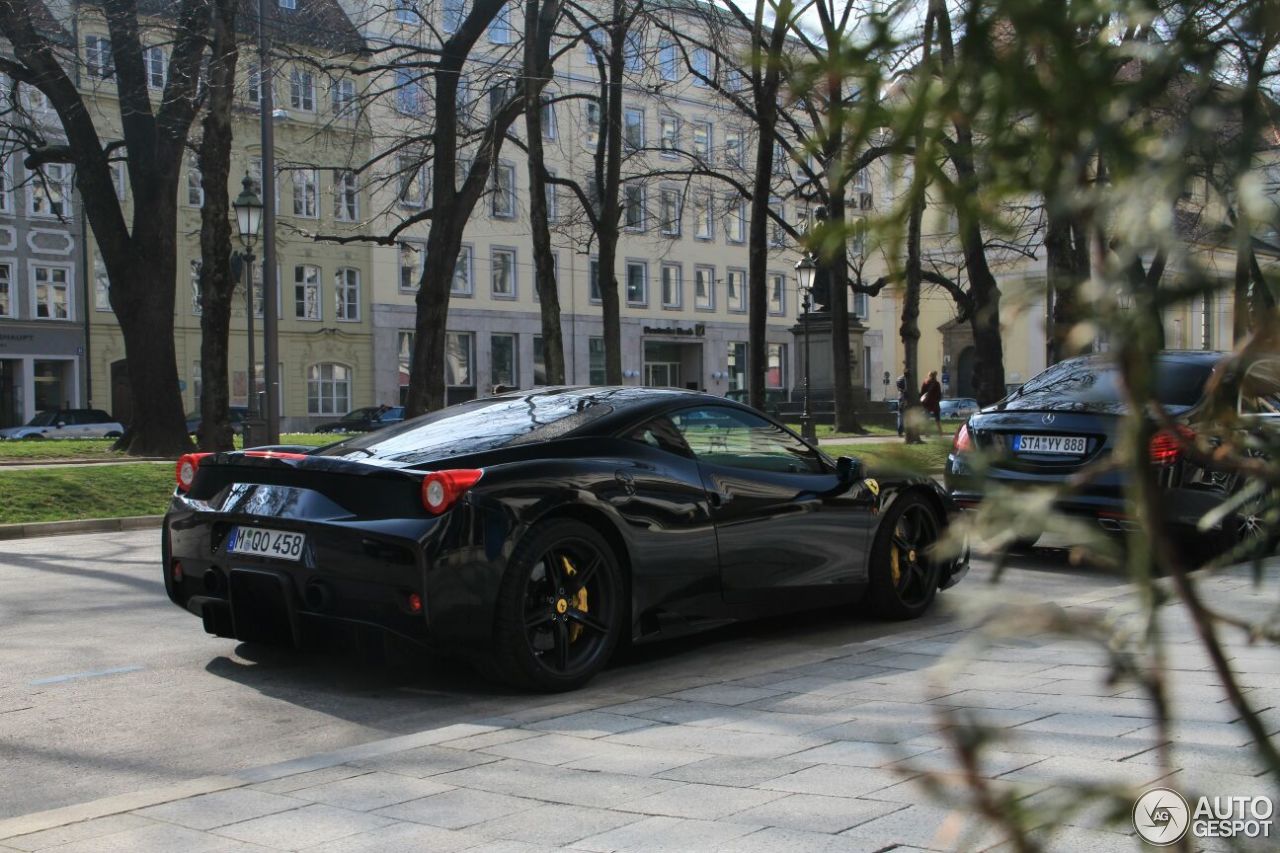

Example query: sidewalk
[1,564,1275,852]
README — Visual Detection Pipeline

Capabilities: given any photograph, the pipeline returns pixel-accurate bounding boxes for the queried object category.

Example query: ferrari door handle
[709,489,732,507]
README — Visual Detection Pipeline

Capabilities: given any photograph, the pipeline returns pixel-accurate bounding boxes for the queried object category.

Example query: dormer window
[280,0,296,9]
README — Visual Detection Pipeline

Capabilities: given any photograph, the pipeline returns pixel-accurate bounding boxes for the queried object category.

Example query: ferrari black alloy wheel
[865,492,942,619]
[493,519,623,691]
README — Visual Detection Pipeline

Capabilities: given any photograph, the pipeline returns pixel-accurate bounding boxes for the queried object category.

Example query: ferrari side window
[627,417,693,458]
[671,406,823,474]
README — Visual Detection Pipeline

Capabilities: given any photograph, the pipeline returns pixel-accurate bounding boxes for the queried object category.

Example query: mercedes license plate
[227,526,305,561]
[1013,434,1086,455]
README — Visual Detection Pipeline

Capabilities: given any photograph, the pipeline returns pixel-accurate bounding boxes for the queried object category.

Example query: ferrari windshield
[313,389,624,464]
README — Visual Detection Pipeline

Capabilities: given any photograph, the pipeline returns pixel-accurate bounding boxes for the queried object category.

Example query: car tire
[1227,488,1279,561]
[863,492,943,620]
[104,431,122,439]
[491,519,624,692]
[21,434,43,440]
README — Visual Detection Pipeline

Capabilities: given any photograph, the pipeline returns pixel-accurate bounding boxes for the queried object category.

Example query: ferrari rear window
[313,390,616,464]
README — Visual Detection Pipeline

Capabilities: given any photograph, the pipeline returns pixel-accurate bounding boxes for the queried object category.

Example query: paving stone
[596,697,678,716]
[838,803,1002,851]
[562,741,707,776]
[373,787,539,830]
[1122,742,1271,777]
[3,814,154,852]
[1028,825,1144,853]
[288,770,454,811]
[656,755,818,788]
[630,700,771,728]
[524,710,656,738]
[45,823,247,853]
[666,684,788,706]
[894,749,1044,778]
[604,722,830,758]
[352,744,500,778]
[468,802,642,845]
[808,719,940,745]
[786,739,935,769]
[439,728,542,751]
[757,764,905,799]
[992,729,1162,762]
[617,782,788,820]
[478,732,615,766]
[249,763,371,794]
[930,690,1041,710]
[729,792,903,834]
[212,803,392,850]
[135,788,303,831]
[573,815,762,853]
[717,825,900,853]
[863,773,1052,807]
[435,757,682,808]
[306,821,484,853]
[1159,767,1276,798]
[1012,712,1150,738]
[999,755,1168,788]
[461,841,569,853]
[1124,719,1256,748]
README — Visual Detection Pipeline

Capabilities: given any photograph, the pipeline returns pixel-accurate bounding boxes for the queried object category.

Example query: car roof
[481,386,758,433]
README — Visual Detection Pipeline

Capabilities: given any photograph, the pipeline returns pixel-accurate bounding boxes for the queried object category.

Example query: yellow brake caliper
[563,555,588,642]
[890,544,901,586]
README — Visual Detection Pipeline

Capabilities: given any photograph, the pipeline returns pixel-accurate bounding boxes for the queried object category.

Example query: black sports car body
[165,388,968,690]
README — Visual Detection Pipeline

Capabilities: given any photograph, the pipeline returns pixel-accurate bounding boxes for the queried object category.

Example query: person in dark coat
[920,370,943,434]
[895,372,909,436]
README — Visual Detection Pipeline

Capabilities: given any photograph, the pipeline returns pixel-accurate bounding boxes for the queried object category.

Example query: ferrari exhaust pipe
[303,581,332,611]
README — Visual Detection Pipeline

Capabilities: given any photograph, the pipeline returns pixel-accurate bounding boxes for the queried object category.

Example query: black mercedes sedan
[164,387,968,691]
[945,350,1279,552]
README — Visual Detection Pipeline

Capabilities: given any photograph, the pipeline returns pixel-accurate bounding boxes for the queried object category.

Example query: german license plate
[227,526,305,561]
[1013,434,1087,455]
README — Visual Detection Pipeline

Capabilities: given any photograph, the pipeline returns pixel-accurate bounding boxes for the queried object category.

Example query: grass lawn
[824,439,950,474]
[784,422,902,439]
[0,463,174,524]
[0,433,336,462]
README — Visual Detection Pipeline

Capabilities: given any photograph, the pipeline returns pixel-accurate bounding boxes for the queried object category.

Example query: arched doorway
[110,360,133,425]
[956,346,976,398]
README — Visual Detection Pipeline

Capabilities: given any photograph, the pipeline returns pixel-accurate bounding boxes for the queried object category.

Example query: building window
[335,268,360,321]
[395,0,416,24]
[853,290,869,319]
[334,170,359,221]
[589,257,601,302]
[186,155,203,207]
[280,0,296,8]
[694,191,713,241]
[489,3,513,43]
[728,342,747,391]
[453,245,474,295]
[726,198,746,243]
[725,130,743,167]
[624,30,643,71]
[190,259,202,315]
[246,62,263,103]
[624,107,644,150]
[532,336,547,384]
[442,0,464,32]
[545,168,559,222]
[661,263,682,309]
[624,182,645,230]
[93,250,110,311]
[108,154,126,200]
[28,164,70,218]
[695,265,714,310]
[144,46,166,90]
[727,268,746,312]
[766,343,786,389]
[331,78,356,118]
[658,39,678,82]
[541,96,557,139]
[491,162,516,218]
[307,363,350,415]
[659,114,679,154]
[294,265,321,320]
[395,69,425,116]
[584,101,601,146]
[32,265,71,320]
[491,247,516,298]
[397,156,425,208]
[0,263,11,317]
[769,273,786,315]
[491,333,517,388]
[292,168,318,218]
[770,198,786,247]
[0,156,10,213]
[660,187,682,237]
[399,242,424,292]
[456,74,473,122]
[589,338,606,385]
[446,332,473,387]
[692,121,712,163]
[691,48,710,86]
[290,68,315,111]
[84,35,114,80]
[625,261,647,306]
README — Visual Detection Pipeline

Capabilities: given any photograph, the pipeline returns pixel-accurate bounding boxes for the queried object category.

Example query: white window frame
[660,186,682,237]
[144,46,166,90]
[769,272,786,316]
[290,68,315,111]
[726,197,746,243]
[395,69,424,116]
[334,170,359,221]
[692,48,711,86]
[623,182,646,231]
[491,246,517,298]
[293,264,322,320]
[0,260,13,318]
[727,267,747,313]
[331,78,356,119]
[488,3,514,43]
[394,0,416,24]
[186,155,203,207]
[30,263,73,321]
[541,96,557,139]
[306,362,351,416]
[397,156,425,208]
[694,190,713,241]
[292,168,318,218]
[399,241,424,293]
[589,257,602,303]
[658,38,678,81]
[692,121,712,163]
[334,267,360,321]
[623,107,645,150]
[27,164,71,219]
[279,0,297,9]
[694,264,715,310]
[442,0,464,33]
[190,258,203,315]
[93,249,111,311]
[0,156,10,213]
[452,244,474,296]
[84,35,114,81]
[246,62,262,103]
[584,100,601,147]
[659,113,679,156]
[625,260,648,307]
[661,263,682,310]
[545,168,558,221]
[491,162,516,219]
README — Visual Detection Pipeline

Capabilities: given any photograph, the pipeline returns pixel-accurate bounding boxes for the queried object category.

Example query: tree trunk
[901,175,926,446]
[1046,210,1090,363]
[827,192,861,433]
[599,0,626,386]
[525,0,564,385]
[966,235,1007,406]
[196,0,239,452]
[114,263,191,457]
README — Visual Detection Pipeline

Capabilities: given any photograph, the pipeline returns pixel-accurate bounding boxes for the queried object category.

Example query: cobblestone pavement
[0,532,1276,851]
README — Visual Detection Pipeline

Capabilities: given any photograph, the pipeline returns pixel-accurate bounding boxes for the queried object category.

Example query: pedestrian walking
[920,370,943,435]
[895,372,909,436]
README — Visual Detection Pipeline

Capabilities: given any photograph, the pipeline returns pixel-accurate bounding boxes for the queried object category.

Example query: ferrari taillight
[241,450,309,460]
[421,469,484,515]
[175,452,212,492]
[952,423,974,454]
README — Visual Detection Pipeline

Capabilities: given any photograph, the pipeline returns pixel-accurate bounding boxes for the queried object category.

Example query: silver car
[0,409,125,440]
[939,398,979,420]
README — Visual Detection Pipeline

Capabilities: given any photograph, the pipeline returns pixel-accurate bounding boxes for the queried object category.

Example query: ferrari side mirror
[836,455,863,484]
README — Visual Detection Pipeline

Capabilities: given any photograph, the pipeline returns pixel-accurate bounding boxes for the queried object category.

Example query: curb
[0,515,164,541]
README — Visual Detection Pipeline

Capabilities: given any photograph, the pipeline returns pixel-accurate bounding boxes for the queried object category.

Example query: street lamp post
[795,254,817,444]
[258,0,280,444]
[233,173,264,447]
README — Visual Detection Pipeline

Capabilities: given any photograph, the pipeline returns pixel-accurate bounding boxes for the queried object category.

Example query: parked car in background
[315,405,405,434]
[0,409,124,440]
[940,398,980,420]
[186,407,250,437]
[946,350,1280,554]
[724,388,789,414]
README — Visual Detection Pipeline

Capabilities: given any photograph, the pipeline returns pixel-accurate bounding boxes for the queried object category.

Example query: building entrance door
[644,362,681,388]
[0,360,19,428]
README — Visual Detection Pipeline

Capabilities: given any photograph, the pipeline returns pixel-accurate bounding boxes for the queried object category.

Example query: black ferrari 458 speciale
[164,387,968,690]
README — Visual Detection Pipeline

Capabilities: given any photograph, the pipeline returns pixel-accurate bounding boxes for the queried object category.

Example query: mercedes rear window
[1002,357,1216,414]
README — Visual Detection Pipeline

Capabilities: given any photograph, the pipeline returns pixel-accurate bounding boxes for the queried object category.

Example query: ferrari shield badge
[865,478,880,497]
